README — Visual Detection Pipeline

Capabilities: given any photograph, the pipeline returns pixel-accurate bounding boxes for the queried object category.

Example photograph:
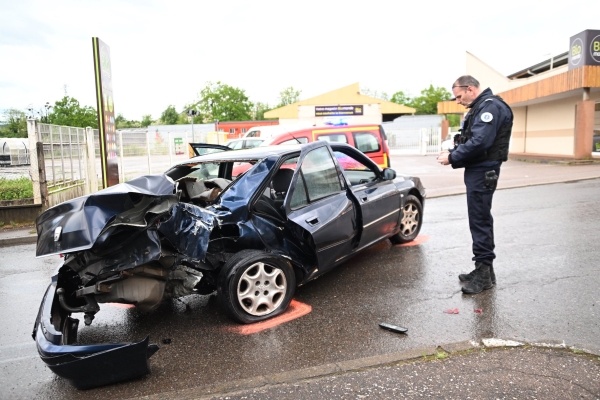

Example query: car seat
[254,168,294,221]
[271,169,294,208]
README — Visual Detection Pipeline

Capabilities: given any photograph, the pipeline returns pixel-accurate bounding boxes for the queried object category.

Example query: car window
[184,162,222,180]
[333,151,377,186]
[353,132,380,153]
[226,140,244,150]
[316,134,348,143]
[246,140,263,148]
[290,147,343,210]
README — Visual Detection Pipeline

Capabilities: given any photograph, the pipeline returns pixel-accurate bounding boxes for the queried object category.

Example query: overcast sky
[1,0,599,121]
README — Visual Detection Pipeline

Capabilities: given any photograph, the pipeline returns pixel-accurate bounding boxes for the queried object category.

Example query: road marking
[395,234,429,247]
[227,299,312,335]
[105,303,135,308]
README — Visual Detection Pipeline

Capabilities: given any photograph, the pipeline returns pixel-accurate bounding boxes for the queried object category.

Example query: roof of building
[507,52,569,80]
[264,83,416,119]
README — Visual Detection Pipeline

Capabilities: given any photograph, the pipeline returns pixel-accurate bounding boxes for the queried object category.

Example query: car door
[330,145,400,250]
[188,143,231,157]
[284,142,358,273]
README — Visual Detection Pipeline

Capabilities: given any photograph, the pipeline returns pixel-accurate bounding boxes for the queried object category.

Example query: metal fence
[38,123,90,191]
[95,129,227,182]
[385,127,442,155]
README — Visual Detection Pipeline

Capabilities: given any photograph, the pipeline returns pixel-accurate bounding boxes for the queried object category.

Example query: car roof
[227,138,263,142]
[178,144,304,165]
[175,142,369,165]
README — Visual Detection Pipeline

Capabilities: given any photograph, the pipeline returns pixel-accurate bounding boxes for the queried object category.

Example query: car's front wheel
[217,250,296,324]
[390,194,423,244]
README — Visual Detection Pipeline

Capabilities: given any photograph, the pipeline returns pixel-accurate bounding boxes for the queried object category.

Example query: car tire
[217,250,296,324]
[390,194,422,244]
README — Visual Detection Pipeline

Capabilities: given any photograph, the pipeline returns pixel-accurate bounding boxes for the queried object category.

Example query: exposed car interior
[254,168,295,221]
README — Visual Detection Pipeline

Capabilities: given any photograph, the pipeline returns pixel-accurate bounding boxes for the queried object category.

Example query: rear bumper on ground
[32,280,159,389]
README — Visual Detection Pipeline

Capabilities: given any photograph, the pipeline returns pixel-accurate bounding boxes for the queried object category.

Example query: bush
[0,177,34,200]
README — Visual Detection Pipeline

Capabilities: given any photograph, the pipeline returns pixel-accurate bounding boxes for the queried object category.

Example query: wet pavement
[1,156,600,399]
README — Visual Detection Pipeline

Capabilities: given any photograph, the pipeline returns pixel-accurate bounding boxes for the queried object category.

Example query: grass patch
[0,177,33,200]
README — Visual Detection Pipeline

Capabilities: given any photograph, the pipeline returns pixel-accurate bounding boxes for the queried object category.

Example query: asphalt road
[0,177,599,399]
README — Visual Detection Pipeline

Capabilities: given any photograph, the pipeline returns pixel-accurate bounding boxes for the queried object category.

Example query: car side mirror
[382,168,396,180]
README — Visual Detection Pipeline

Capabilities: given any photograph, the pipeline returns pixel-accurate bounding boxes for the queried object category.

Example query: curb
[130,338,600,400]
[508,156,600,165]
[0,235,37,247]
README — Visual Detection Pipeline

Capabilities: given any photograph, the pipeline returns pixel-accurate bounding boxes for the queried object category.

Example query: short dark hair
[453,75,480,88]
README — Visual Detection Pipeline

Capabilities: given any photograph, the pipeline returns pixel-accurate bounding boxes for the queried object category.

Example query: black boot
[459,265,496,284]
[461,262,494,294]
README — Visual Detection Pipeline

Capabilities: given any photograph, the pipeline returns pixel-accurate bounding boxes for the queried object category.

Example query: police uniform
[448,88,513,292]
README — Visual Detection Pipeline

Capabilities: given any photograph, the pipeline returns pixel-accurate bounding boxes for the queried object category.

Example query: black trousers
[464,166,500,265]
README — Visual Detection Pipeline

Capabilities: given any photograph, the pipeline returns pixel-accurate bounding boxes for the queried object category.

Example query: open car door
[284,141,359,274]
[188,143,231,158]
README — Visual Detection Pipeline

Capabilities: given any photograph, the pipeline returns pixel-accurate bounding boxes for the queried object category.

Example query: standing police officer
[437,75,513,294]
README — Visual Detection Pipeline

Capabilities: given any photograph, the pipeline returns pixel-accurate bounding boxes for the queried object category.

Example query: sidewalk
[0,225,36,247]
[175,340,600,399]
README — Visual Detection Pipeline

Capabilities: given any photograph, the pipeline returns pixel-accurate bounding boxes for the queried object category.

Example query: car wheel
[217,250,296,324]
[390,194,422,244]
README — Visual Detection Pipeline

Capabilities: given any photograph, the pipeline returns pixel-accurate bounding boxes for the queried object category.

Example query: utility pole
[187,109,197,142]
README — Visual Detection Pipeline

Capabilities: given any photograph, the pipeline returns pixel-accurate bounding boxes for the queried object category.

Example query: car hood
[35,174,197,257]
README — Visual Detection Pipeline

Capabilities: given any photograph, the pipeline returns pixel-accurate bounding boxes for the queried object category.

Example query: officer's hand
[437,151,450,166]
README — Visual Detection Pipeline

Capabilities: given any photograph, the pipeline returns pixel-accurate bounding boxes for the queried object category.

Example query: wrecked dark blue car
[32,141,425,388]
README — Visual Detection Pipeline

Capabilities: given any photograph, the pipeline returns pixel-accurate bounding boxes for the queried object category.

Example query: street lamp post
[44,102,51,123]
[187,109,197,142]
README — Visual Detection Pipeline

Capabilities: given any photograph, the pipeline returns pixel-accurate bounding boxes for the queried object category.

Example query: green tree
[361,87,389,101]
[115,114,141,129]
[390,91,413,107]
[391,86,460,127]
[141,114,153,127]
[446,114,460,127]
[253,102,272,120]
[47,96,98,128]
[277,87,301,107]
[411,84,453,115]
[177,113,189,125]
[160,105,180,125]
[0,109,28,138]
[191,81,253,122]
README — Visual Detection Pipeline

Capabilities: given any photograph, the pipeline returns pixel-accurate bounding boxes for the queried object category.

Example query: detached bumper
[33,282,159,389]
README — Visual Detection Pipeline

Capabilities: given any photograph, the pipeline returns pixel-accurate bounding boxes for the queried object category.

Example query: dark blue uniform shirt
[449,88,512,170]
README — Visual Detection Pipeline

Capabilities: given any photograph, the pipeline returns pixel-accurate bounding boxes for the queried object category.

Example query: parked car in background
[224,138,264,150]
[441,133,456,151]
[260,124,392,168]
[243,122,313,139]
[32,141,425,389]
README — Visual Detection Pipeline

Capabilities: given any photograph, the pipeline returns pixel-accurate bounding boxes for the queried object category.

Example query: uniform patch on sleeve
[481,112,493,123]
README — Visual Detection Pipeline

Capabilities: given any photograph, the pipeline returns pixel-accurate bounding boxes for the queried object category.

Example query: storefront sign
[568,29,600,70]
[315,105,364,117]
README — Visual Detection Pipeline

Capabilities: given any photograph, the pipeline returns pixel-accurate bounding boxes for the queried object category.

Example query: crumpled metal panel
[36,175,176,257]
[157,203,218,262]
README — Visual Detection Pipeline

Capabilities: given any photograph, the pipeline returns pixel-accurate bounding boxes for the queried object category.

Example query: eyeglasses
[452,85,469,89]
